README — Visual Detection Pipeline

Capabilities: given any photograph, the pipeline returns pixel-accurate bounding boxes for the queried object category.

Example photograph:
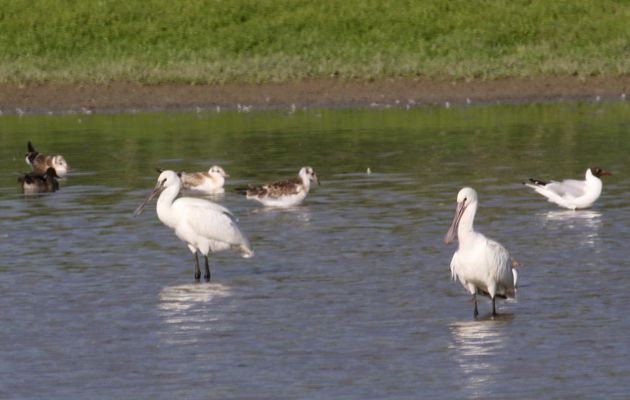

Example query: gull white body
[134,170,252,281]
[524,167,611,210]
[245,166,319,207]
[445,187,516,318]
[181,165,228,194]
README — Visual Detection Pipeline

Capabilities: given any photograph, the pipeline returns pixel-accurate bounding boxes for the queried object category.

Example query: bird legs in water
[472,294,498,319]
[194,253,201,281]
[204,255,211,282]
[193,253,211,282]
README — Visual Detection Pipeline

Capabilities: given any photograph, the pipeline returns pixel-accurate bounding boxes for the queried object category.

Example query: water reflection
[157,283,232,344]
[539,210,602,246]
[449,317,513,396]
[250,205,313,224]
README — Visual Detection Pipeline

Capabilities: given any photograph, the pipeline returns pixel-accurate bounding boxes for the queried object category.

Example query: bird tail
[233,186,250,196]
[526,178,547,186]
[239,244,254,258]
[25,141,39,164]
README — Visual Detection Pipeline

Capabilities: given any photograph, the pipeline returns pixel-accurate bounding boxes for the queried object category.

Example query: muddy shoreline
[1,76,629,115]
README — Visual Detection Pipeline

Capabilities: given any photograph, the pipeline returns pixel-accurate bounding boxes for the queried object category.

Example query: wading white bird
[524,167,612,210]
[25,141,70,177]
[134,170,253,281]
[444,187,517,318]
[181,165,229,194]
[242,166,319,207]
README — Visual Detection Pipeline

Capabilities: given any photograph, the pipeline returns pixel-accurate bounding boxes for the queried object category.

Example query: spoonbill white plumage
[444,187,517,318]
[181,165,229,194]
[134,170,253,281]
[242,166,319,207]
[524,167,612,210]
[25,141,70,177]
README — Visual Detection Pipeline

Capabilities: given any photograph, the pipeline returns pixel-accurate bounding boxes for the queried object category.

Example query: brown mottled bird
[181,165,229,194]
[25,141,69,177]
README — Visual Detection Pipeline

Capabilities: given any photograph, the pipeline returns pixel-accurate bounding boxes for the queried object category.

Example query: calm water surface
[1,103,629,398]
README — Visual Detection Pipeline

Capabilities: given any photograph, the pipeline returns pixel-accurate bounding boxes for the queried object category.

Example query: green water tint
[1,102,627,195]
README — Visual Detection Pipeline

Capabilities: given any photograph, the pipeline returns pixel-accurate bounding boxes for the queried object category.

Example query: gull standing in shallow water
[25,141,70,177]
[524,167,612,210]
[181,165,229,194]
[444,187,517,318]
[134,170,253,282]
[242,166,319,207]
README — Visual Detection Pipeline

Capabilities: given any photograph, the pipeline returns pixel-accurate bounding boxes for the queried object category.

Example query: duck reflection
[157,283,231,344]
[449,316,513,395]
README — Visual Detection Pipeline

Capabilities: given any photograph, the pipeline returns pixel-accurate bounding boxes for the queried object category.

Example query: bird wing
[483,238,515,297]
[545,179,586,198]
[181,172,205,188]
[451,235,515,298]
[176,199,250,249]
[525,179,583,208]
[247,178,303,199]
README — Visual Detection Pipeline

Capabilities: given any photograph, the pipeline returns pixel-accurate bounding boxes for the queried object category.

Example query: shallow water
[1,103,630,398]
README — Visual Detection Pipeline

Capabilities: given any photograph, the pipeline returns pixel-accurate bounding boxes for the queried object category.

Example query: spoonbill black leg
[194,253,201,281]
[473,295,479,319]
[204,255,211,282]
[492,297,497,317]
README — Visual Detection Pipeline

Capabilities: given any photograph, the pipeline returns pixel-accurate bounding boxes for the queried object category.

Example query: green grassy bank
[1,0,629,84]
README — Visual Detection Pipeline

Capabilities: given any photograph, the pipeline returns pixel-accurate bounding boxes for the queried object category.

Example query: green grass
[1,0,629,84]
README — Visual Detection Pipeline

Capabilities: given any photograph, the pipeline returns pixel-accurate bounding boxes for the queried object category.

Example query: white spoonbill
[242,166,319,207]
[181,165,229,194]
[524,167,612,210]
[444,187,517,318]
[134,170,253,281]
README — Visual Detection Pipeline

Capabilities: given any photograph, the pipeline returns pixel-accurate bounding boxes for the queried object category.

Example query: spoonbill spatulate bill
[134,170,253,282]
[444,187,517,318]
[524,167,612,210]
[241,166,319,207]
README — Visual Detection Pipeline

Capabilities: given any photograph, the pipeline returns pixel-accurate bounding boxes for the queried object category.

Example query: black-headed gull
[444,187,517,318]
[524,167,612,210]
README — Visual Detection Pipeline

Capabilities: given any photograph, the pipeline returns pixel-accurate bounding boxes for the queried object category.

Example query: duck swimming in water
[25,141,70,177]
[18,167,60,194]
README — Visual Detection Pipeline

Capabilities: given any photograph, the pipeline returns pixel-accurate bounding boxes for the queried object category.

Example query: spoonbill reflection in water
[134,170,253,282]
[444,187,517,318]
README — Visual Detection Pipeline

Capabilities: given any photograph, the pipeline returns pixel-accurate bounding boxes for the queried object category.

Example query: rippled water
[1,103,630,398]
